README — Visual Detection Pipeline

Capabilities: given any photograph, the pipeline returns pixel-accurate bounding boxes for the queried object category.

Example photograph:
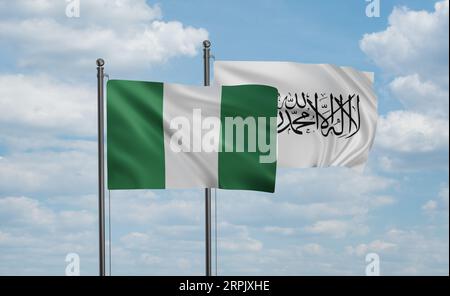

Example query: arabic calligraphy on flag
[214,61,378,170]
[278,91,361,139]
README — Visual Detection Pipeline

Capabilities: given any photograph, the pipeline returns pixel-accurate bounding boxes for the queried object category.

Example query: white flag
[213,61,378,170]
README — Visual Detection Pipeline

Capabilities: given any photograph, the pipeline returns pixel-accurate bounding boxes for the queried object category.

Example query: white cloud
[59,210,96,228]
[115,227,204,274]
[213,168,395,241]
[120,232,151,249]
[344,227,448,275]
[378,156,394,171]
[0,2,207,274]
[220,238,263,252]
[0,74,95,136]
[303,219,368,238]
[0,0,162,26]
[140,253,163,265]
[278,168,394,200]
[0,196,55,227]
[360,0,449,80]
[0,0,208,74]
[383,228,449,275]
[0,148,97,195]
[376,111,449,153]
[0,231,36,247]
[263,226,295,236]
[361,0,449,157]
[422,184,449,216]
[0,75,98,196]
[0,195,99,275]
[0,196,96,230]
[110,190,202,225]
[439,185,449,208]
[422,200,438,212]
[219,222,263,252]
[301,243,325,255]
[389,74,448,116]
[368,195,396,208]
[346,240,397,257]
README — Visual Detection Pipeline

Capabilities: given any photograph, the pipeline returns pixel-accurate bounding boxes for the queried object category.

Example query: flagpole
[96,58,106,276]
[203,40,213,277]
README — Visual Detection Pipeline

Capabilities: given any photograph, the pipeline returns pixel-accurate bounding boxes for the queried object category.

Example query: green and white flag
[107,80,278,193]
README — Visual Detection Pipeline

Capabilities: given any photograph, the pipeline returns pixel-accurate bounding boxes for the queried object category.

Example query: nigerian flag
[107,80,278,193]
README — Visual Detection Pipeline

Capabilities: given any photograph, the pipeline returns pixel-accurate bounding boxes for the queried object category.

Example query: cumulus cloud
[0,190,200,271]
[440,185,450,209]
[344,226,448,275]
[0,0,162,23]
[109,190,202,226]
[0,0,209,231]
[389,74,448,116]
[0,195,98,275]
[206,168,397,245]
[65,167,396,274]
[0,0,208,74]
[346,239,397,257]
[0,147,97,196]
[368,195,396,208]
[208,168,396,242]
[361,0,449,157]
[263,226,295,236]
[110,227,204,275]
[422,200,438,212]
[360,0,449,79]
[0,1,209,202]
[384,228,448,275]
[376,111,449,153]
[219,222,263,252]
[301,243,325,255]
[304,219,369,238]
[0,196,96,230]
[0,196,55,227]
[0,74,95,136]
[422,184,449,216]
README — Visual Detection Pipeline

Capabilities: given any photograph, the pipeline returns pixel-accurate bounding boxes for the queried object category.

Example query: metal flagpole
[96,58,106,276]
[203,40,213,277]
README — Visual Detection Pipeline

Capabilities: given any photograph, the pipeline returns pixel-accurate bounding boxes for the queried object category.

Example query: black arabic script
[277,92,361,138]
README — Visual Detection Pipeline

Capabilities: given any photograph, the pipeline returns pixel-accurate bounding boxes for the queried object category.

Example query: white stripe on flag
[163,83,221,188]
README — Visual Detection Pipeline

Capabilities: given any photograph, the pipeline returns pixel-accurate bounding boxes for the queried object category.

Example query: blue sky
[0,0,448,275]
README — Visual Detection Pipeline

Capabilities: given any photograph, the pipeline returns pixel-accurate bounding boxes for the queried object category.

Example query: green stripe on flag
[107,80,165,189]
[219,85,278,193]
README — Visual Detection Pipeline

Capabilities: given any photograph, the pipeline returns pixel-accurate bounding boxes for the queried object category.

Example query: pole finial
[203,40,211,49]
[96,58,105,67]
